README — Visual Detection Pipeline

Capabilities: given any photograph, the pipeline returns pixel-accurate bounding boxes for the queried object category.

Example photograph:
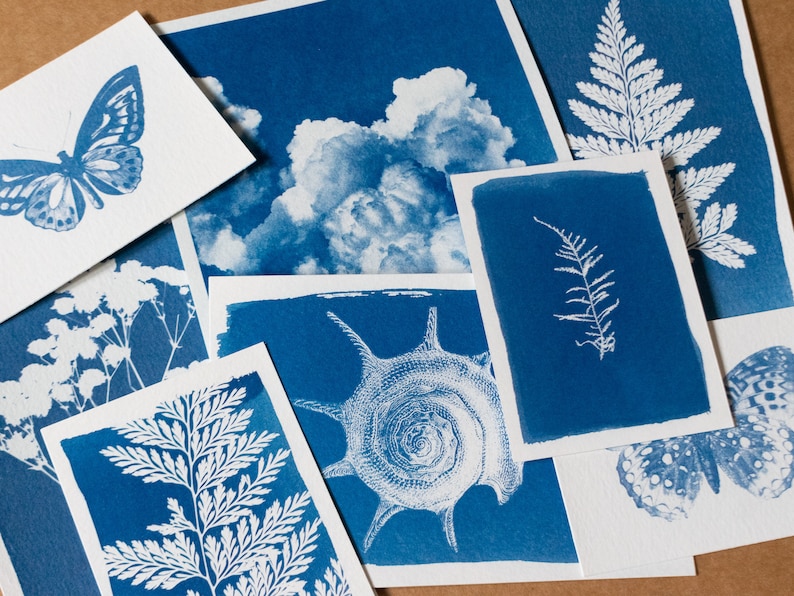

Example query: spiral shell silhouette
[295,307,522,552]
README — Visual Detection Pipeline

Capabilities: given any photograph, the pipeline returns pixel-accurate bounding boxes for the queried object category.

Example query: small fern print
[534,217,618,360]
[99,379,350,596]
[567,0,755,268]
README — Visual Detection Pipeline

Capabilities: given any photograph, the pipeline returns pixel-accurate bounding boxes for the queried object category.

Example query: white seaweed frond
[535,217,618,360]
[567,0,754,268]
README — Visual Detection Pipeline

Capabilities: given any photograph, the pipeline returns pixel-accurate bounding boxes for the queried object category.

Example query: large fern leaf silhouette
[99,380,349,595]
[567,0,755,268]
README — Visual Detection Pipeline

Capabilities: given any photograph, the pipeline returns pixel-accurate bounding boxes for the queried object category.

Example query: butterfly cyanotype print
[0,66,144,232]
[617,346,794,521]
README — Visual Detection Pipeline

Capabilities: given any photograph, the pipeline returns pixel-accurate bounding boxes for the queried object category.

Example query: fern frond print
[99,379,351,595]
[535,217,618,360]
[567,0,755,268]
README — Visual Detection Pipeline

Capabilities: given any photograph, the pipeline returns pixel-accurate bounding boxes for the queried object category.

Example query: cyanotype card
[43,343,374,596]
[0,222,208,596]
[514,0,794,320]
[0,13,254,323]
[452,152,731,460]
[209,274,695,585]
[156,0,569,293]
[555,306,794,575]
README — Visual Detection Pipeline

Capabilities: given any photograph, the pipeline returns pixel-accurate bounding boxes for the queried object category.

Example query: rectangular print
[0,222,208,596]
[514,0,794,320]
[42,343,374,596]
[0,13,253,323]
[554,306,794,575]
[209,273,694,586]
[452,152,731,460]
[157,0,569,291]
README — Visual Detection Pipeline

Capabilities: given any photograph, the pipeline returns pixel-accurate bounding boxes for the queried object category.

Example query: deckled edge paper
[451,151,732,461]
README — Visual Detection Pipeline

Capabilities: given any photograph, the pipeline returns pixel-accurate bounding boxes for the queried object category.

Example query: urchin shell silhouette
[295,307,522,551]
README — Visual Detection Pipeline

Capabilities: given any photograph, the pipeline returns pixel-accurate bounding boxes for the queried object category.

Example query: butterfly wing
[707,346,794,498]
[75,66,144,155]
[0,160,91,232]
[616,434,717,521]
[707,413,794,499]
[75,66,144,197]
[0,160,60,216]
[728,345,794,421]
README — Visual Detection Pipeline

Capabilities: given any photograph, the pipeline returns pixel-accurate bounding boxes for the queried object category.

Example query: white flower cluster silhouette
[0,257,198,482]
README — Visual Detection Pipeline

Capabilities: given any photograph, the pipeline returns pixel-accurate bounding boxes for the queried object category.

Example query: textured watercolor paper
[452,152,732,460]
[156,0,570,327]
[43,343,374,596]
[208,274,695,586]
[0,12,254,323]
[0,222,208,596]
[514,0,794,321]
[555,306,794,575]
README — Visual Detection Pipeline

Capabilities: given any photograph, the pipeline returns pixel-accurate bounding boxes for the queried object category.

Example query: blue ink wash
[0,66,144,231]
[61,372,349,596]
[618,346,794,521]
[471,171,710,443]
[217,289,577,566]
[0,223,206,596]
[513,0,794,319]
[161,0,562,282]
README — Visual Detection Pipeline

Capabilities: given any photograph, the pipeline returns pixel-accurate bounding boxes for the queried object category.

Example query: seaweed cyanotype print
[295,308,521,552]
[535,217,618,360]
[0,66,144,232]
[567,0,755,268]
[0,257,198,483]
[617,346,794,521]
[100,379,349,595]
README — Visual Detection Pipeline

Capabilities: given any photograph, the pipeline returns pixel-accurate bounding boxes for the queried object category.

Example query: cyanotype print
[295,307,521,552]
[160,0,565,283]
[515,0,794,319]
[534,217,619,360]
[470,170,710,444]
[0,223,206,595]
[0,66,143,232]
[215,282,578,580]
[617,345,794,521]
[65,373,352,596]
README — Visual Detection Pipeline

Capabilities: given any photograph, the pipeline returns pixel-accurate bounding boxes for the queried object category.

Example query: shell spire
[417,306,441,351]
[327,311,382,377]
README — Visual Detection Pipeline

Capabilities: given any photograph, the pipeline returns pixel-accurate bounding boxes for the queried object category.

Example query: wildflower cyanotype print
[567,0,755,268]
[0,257,198,483]
[100,378,349,595]
[535,216,618,360]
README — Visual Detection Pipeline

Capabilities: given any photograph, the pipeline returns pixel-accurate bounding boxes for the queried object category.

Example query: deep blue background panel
[61,372,338,596]
[217,289,577,565]
[471,171,710,442]
[513,0,793,320]
[0,224,207,596]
